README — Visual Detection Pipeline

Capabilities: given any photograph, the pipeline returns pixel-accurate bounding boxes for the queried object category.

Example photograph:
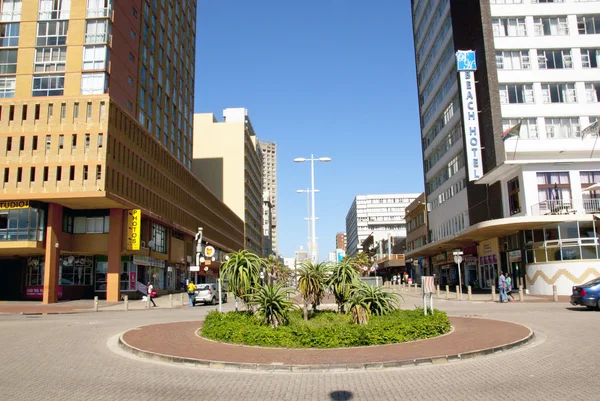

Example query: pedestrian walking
[505,272,514,302]
[392,274,398,285]
[498,271,507,303]
[187,281,197,307]
[147,281,157,307]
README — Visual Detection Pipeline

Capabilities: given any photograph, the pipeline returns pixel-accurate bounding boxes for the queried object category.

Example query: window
[36,21,68,46]
[86,0,112,18]
[84,19,108,44]
[71,133,76,148]
[59,256,92,286]
[58,134,63,149]
[578,15,600,35]
[585,83,600,102]
[56,166,61,180]
[38,0,71,20]
[541,83,577,103]
[0,0,22,22]
[34,46,66,72]
[544,117,581,138]
[0,76,15,98]
[581,49,600,68]
[45,135,51,150]
[499,84,535,104]
[32,74,64,96]
[82,45,108,70]
[97,133,103,147]
[534,17,569,36]
[96,164,101,179]
[69,165,74,180]
[0,23,19,47]
[537,172,571,204]
[80,72,107,95]
[538,49,572,69]
[492,18,527,37]
[0,48,17,73]
[151,222,166,253]
[507,177,521,215]
[84,133,90,148]
[73,215,108,234]
[496,50,530,70]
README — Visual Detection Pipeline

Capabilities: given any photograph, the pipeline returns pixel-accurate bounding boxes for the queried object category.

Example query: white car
[193,284,227,305]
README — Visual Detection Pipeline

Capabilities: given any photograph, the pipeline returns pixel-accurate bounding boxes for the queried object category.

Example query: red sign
[129,272,137,290]
[25,286,63,299]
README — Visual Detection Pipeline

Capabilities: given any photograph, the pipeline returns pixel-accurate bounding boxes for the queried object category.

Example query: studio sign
[456,50,483,181]
[0,200,29,210]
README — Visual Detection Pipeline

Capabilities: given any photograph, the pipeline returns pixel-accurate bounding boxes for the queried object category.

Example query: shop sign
[190,265,200,272]
[133,255,164,267]
[509,250,522,262]
[25,286,63,299]
[464,256,478,265]
[129,272,137,290]
[126,209,141,251]
[204,246,215,258]
[0,200,29,210]
[456,50,483,181]
[479,255,498,265]
[433,253,446,265]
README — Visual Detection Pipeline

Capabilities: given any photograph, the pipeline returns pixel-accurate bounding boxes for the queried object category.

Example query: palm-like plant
[244,283,296,327]
[350,252,371,277]
[350,281,400,316]
[263,254,284,285]
[346,292,370,325]
[327,260,359,313]
[297,261,329,320]
[221,250,262,309]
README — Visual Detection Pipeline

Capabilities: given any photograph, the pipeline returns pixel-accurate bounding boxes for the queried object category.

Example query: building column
[106,208,123,302]
[43,203,62,304]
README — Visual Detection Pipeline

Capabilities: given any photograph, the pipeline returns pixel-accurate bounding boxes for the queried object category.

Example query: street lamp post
[294,155,331,263]
[296,188,320,258]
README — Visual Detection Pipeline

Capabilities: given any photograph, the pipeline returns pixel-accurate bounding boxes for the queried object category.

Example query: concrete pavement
[0,291,598,401]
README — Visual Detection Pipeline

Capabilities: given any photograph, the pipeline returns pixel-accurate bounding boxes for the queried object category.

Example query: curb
[118,324,535,372]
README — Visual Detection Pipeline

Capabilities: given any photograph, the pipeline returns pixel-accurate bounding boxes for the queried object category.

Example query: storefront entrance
[0,258,24,300]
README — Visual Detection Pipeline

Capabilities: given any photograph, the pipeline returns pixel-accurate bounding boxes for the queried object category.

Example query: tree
[349,252,371,277]
[297,261,329,320]
[349,281,399,316]
[221,250,262,310]
[263,255,288,285]
[244,283,296,328]
[327,260,359,313]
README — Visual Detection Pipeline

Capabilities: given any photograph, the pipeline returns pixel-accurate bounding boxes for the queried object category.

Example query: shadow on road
[565,306,598,312]
[330,390,353,400]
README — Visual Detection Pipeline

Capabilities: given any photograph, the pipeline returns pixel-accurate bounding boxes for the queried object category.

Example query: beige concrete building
[259,140,277,254]
[193,108,263,255]
[405,193,428,276]
[0,0,245,304]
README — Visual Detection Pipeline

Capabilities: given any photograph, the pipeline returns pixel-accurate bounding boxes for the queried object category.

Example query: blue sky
[195,0,423,259]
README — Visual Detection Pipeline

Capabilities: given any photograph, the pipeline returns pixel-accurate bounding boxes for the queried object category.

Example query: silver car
[193,283,227,305]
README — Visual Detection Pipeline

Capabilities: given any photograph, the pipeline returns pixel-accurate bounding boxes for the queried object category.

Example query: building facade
[0,0,245,303]
[259,140,277,254]
[345,194,420,256]
[409,0,600,295]
[335,232,347,252]
[192,108,263,256]
[294,246,309,269]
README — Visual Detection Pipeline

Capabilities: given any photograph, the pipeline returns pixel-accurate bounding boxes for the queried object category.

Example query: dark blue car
[571,277,600,310]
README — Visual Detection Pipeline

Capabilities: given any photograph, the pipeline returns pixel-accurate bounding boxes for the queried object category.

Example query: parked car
[193,283,227,305]
[570,277,600,310]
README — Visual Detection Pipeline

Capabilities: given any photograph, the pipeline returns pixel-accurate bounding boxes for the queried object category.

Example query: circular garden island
[201,251,451,349]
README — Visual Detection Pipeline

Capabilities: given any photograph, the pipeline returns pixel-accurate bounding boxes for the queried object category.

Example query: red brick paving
[121,316,532,366]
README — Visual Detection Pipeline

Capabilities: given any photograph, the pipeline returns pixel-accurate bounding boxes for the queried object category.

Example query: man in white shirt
[147,281,157,307]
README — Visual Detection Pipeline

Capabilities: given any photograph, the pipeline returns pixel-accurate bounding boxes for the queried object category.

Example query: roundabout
[119,315,533,371]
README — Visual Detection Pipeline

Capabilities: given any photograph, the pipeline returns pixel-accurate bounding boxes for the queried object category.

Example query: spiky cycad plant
[350,281,400,316]
[297,261,328,320]
[327,259,359,313]
[221,250,262,310]
[244,283,296,327]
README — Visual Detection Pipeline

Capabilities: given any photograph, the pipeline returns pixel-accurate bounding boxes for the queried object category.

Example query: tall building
[0,0,245,303]
[335,232,347,252]
[294,246,309,269]
[409,0,600,295]
[345,194,420,256]
[259,140,277,254]
[193,108,263,256]
[262,190,273,257]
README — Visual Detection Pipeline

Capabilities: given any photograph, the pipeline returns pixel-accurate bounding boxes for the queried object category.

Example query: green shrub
[200,309,451,349]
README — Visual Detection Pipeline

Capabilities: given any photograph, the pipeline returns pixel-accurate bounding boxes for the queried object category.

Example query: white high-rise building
[345,194,420,256]
[259,140,278,254]
[409,0,600,296]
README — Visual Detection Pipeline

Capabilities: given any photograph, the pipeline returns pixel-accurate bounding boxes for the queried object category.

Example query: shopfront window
[507,177,521,215]
[0,207,45,241]
[95,261,107,291]
[26,256,44,286]
[525,221,599,263]
[59,255,93,285]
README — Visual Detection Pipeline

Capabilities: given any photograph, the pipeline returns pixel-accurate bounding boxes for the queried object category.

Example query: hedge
[200,309,451,349]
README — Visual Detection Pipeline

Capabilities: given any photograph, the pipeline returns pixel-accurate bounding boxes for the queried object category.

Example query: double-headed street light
[296,189,320,257]
[294,155,331,263]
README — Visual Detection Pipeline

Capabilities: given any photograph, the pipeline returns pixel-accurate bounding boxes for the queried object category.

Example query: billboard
[126,209,141,250]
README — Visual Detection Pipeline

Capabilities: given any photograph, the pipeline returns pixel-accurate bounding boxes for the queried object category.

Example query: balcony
[38,9,70,20]
[531,198,600,216]
[87,7,112,18]
[84,33,109,44]
[377,254,406,269]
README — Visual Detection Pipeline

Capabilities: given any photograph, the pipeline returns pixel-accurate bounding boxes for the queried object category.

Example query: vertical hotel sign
[456,50,483,181]
[126,209,141,251]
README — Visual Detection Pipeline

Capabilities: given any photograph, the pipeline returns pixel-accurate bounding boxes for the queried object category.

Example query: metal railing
[84,33,109,44]
[531,198,600,216]
[377,254,405,264]
[38,10,70,20]
[87,7,112,18]
[0,11,21,21]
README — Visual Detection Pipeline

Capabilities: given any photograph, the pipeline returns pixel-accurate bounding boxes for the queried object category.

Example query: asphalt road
[0,295,598,401]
